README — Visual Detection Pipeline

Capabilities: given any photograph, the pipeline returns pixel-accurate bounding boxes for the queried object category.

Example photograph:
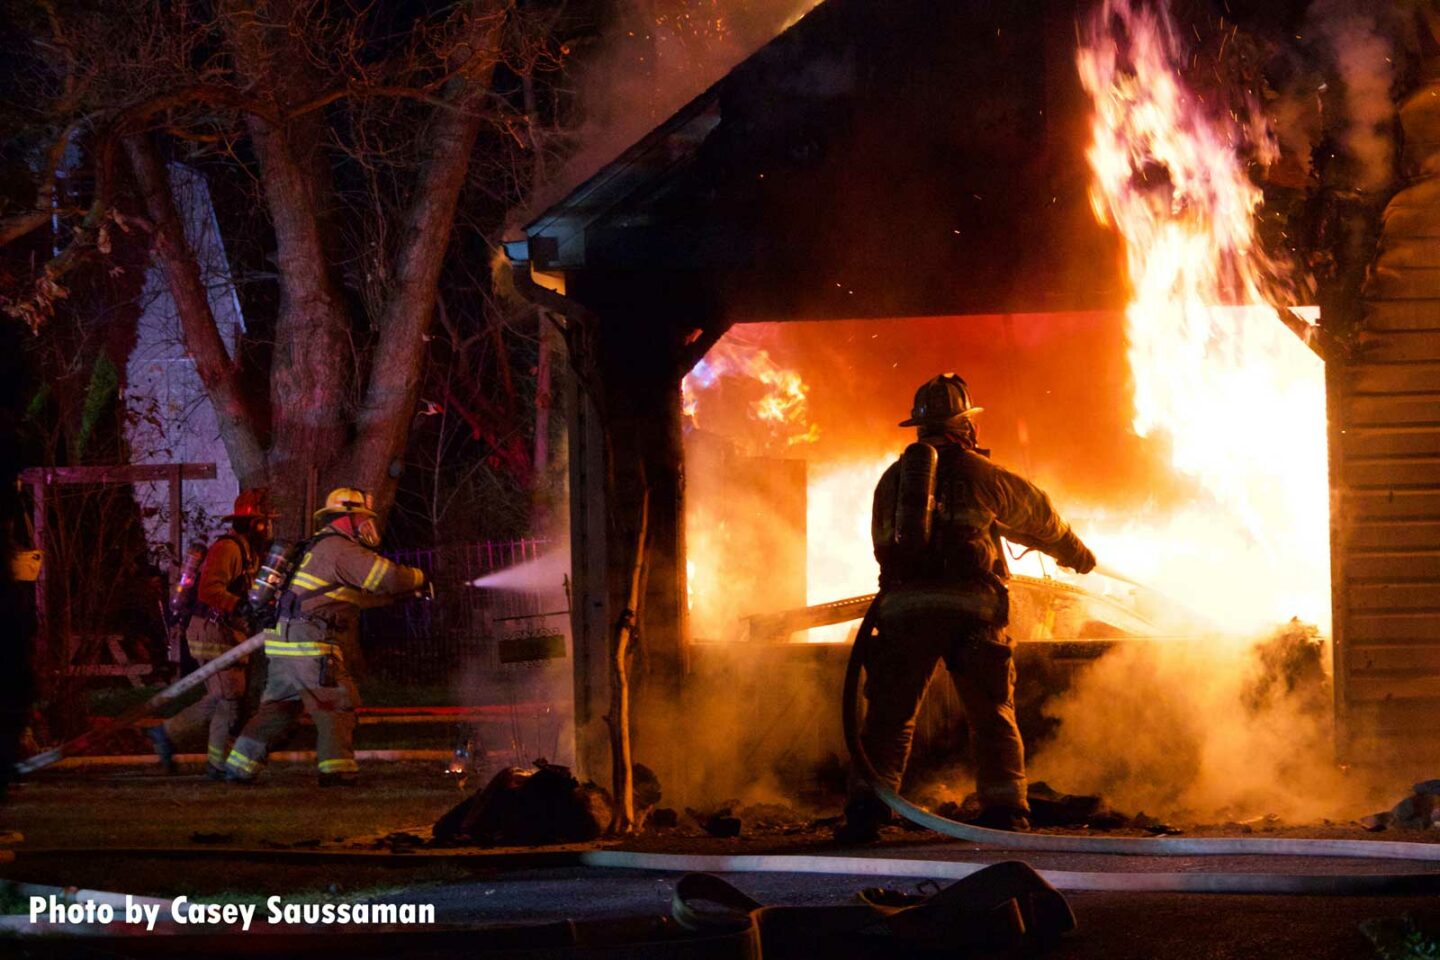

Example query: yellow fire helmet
[314,487,378,523]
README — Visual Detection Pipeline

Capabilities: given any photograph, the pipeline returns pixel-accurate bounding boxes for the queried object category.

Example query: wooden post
[16,464,218,675]
[305,465,318,539]
[606,484,648,835]
[168,463,183,665]
[31,473,47,669]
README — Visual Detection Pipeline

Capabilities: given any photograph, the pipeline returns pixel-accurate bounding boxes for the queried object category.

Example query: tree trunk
[349,8,506,519]
[222,0,352,533]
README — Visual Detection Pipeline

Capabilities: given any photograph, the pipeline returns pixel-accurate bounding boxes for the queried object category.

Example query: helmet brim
[222,511,280,523]
[898,406,983,427]
[315,506,379,523]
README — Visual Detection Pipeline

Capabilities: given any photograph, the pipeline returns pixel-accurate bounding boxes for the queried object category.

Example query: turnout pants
[162,657,245,770]
[855,593,1027,811]
[225,644,359,780]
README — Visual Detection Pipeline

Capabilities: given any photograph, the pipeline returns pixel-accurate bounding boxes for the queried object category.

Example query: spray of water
[471,549,571,597]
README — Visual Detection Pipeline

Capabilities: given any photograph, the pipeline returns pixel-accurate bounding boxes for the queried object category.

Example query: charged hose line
[7,845,1438,897]
[11,602,1439,899]
[15,633,267,776]
[841,595,1440,866]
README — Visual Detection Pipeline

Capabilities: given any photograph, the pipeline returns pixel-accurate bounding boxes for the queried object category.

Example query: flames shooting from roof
[1076,0,1330,631]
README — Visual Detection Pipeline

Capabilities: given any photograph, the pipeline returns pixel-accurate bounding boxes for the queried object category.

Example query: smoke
[665,645,841,807]
[1296,0,1423,191]
[1028,624,1386,822]
[535,0,821,214]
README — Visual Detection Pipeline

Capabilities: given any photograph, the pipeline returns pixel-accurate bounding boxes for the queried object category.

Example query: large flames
[1076,0,1329,632]
[684,0,1329,642]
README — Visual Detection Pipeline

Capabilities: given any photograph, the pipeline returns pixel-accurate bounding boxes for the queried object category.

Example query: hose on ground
[8,844,1440,895]
[842,594,1440,864]
[15,632,267,776]
[10,600,1439,898]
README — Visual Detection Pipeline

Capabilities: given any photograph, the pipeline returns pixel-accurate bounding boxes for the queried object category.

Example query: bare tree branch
[350,2,512,518]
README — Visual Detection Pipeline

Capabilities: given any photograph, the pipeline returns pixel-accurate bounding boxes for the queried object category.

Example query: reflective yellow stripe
[318,758,358,774]
[292,572,330,591]
[226,750,259,773]
[264,639,341,658]
[207,745,225,762]
[362,557,389,591]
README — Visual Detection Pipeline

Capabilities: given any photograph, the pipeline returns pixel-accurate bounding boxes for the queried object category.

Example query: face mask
[356,518,380,548]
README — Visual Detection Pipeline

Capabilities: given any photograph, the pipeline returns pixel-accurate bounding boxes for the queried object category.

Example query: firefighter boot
[835,792,894,844]
[318,773,359,788]
[968,805,1031,832]
[146,726,177,775]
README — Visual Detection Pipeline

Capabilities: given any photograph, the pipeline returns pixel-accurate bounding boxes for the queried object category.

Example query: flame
[1076,0,1329,632]
[683,339,820,449]
[802,456,895,641]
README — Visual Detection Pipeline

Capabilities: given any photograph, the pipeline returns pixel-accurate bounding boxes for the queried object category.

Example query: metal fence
[362,538,562,685]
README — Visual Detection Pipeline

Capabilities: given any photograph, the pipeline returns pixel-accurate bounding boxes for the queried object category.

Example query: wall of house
[123,164,244,562]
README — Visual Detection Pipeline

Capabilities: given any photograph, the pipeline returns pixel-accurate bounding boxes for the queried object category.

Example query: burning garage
[504,0,1440,818]
[8,0,1440,952]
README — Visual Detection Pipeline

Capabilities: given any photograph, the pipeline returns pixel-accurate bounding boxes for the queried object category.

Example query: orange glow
[1075,0,1329,632]
[683,339,820,450]
[682,1,1328,644]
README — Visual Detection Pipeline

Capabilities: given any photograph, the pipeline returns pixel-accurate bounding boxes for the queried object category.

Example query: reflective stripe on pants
[225,650,358,779]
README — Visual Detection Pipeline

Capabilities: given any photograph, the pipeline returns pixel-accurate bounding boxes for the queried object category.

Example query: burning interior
[505,0,1440,820]
[676,301,1333,813]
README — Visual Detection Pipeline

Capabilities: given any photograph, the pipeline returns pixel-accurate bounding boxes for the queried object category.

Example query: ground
[1,762,1438,958]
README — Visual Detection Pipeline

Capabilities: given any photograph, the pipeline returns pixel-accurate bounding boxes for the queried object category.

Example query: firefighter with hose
[147,489,276,777]
[224,488,427,787]
[839,375,1096,842]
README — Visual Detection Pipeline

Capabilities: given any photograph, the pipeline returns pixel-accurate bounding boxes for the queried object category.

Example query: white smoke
[1303,0,1420,191]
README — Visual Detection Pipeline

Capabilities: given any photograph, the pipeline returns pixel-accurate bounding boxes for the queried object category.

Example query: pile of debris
[1360,780,1440,832]
[432,762,615,846]
[935,782,1181,834]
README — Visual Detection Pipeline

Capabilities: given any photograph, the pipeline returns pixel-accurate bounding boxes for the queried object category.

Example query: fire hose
[14,632,267,776]
[834,596,1440,872]
[521,600,1440,895]
[11,604,1440,896]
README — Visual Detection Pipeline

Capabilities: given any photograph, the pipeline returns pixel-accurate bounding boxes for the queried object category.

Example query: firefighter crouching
[225,488,427,787]
[148,490,276,777]
[841,375,1097,842]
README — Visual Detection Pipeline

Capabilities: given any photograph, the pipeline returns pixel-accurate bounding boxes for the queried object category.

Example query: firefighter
[224,487,426,787]
[841,375,1096,841]
[148,489,276,777]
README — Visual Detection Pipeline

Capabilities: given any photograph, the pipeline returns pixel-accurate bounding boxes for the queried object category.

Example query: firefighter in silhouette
[224,488,427,786]
[841,375,1096,840]
[148,489,276,777]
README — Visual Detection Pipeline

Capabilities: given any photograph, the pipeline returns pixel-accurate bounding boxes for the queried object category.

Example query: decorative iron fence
[361,538,563,686]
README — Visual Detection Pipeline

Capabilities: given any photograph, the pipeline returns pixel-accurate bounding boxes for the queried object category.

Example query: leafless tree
[2,0,570,532]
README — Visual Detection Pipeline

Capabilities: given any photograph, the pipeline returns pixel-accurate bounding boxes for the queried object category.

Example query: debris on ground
[1359,780,1440,832]
[933,782,1174,832]
[258,837,323,849]
[372,831,427,852]
[1130,812,1183,836]
[188,831,235,845]
[432,761,611,846]
[649,807,679,829]
[687,804,743,838]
